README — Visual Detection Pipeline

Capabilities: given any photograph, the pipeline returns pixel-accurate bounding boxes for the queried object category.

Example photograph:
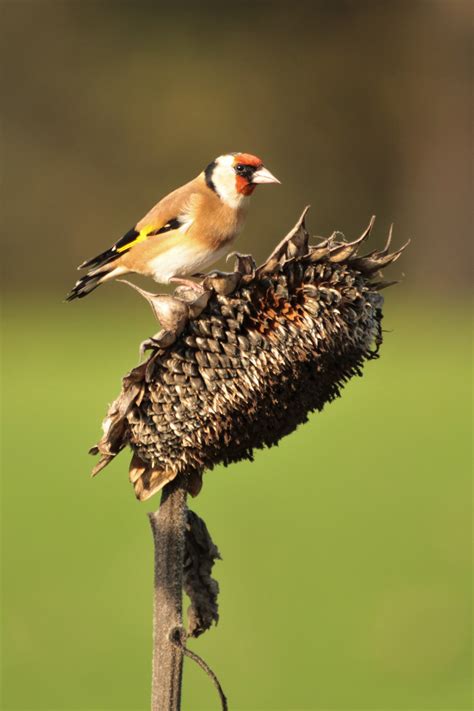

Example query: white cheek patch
[212,154,246,209]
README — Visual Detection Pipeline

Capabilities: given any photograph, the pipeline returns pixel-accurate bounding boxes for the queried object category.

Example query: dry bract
[90,209,407,501]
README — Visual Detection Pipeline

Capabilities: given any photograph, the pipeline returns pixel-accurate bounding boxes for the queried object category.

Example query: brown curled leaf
[183,510,221,638]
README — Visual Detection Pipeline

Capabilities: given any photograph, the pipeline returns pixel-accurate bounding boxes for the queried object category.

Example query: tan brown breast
[186,184,248,250]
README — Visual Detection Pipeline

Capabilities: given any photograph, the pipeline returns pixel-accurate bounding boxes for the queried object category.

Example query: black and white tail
[66,271,105,300]
[66,251,122,301]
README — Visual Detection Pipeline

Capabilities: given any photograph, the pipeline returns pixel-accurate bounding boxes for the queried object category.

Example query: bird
[66,152,280,301]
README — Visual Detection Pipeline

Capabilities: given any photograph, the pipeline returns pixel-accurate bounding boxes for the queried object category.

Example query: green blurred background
[1,1,471,709]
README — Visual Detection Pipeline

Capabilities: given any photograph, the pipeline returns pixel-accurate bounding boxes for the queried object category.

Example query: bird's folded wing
[114,218,183,253]
[79,182,202,271]
[78,220,179,270]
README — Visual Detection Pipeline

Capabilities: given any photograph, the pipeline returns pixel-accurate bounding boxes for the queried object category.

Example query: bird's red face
[232,153,280,196]
[233,153,263,196]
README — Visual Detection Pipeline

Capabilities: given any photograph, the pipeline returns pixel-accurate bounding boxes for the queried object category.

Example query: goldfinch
[66,152,280,300]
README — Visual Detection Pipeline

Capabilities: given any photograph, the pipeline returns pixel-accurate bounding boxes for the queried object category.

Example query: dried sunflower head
[90,209,407,501]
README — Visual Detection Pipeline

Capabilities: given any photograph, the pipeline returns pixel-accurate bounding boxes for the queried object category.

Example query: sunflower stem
[148,479,188,711]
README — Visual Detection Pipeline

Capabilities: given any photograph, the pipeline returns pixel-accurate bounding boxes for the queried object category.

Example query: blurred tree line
[1,0,471,296]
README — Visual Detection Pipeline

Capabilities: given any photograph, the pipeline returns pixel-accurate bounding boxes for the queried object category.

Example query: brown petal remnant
[91,208,408,501]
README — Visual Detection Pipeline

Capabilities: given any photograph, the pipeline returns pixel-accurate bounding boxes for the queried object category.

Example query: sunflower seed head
[91,209,407,501]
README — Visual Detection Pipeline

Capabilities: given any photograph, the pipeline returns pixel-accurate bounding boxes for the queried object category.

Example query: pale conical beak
[251,166,281,185]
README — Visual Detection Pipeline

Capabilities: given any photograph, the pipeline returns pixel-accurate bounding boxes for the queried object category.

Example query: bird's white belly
[148,242,230,284]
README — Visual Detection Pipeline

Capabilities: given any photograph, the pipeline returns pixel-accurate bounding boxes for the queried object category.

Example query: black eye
[235,163,256,179]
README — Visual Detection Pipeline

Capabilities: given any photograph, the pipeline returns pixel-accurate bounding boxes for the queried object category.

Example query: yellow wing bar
[116,225,155,253]
[115,219,181,254]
